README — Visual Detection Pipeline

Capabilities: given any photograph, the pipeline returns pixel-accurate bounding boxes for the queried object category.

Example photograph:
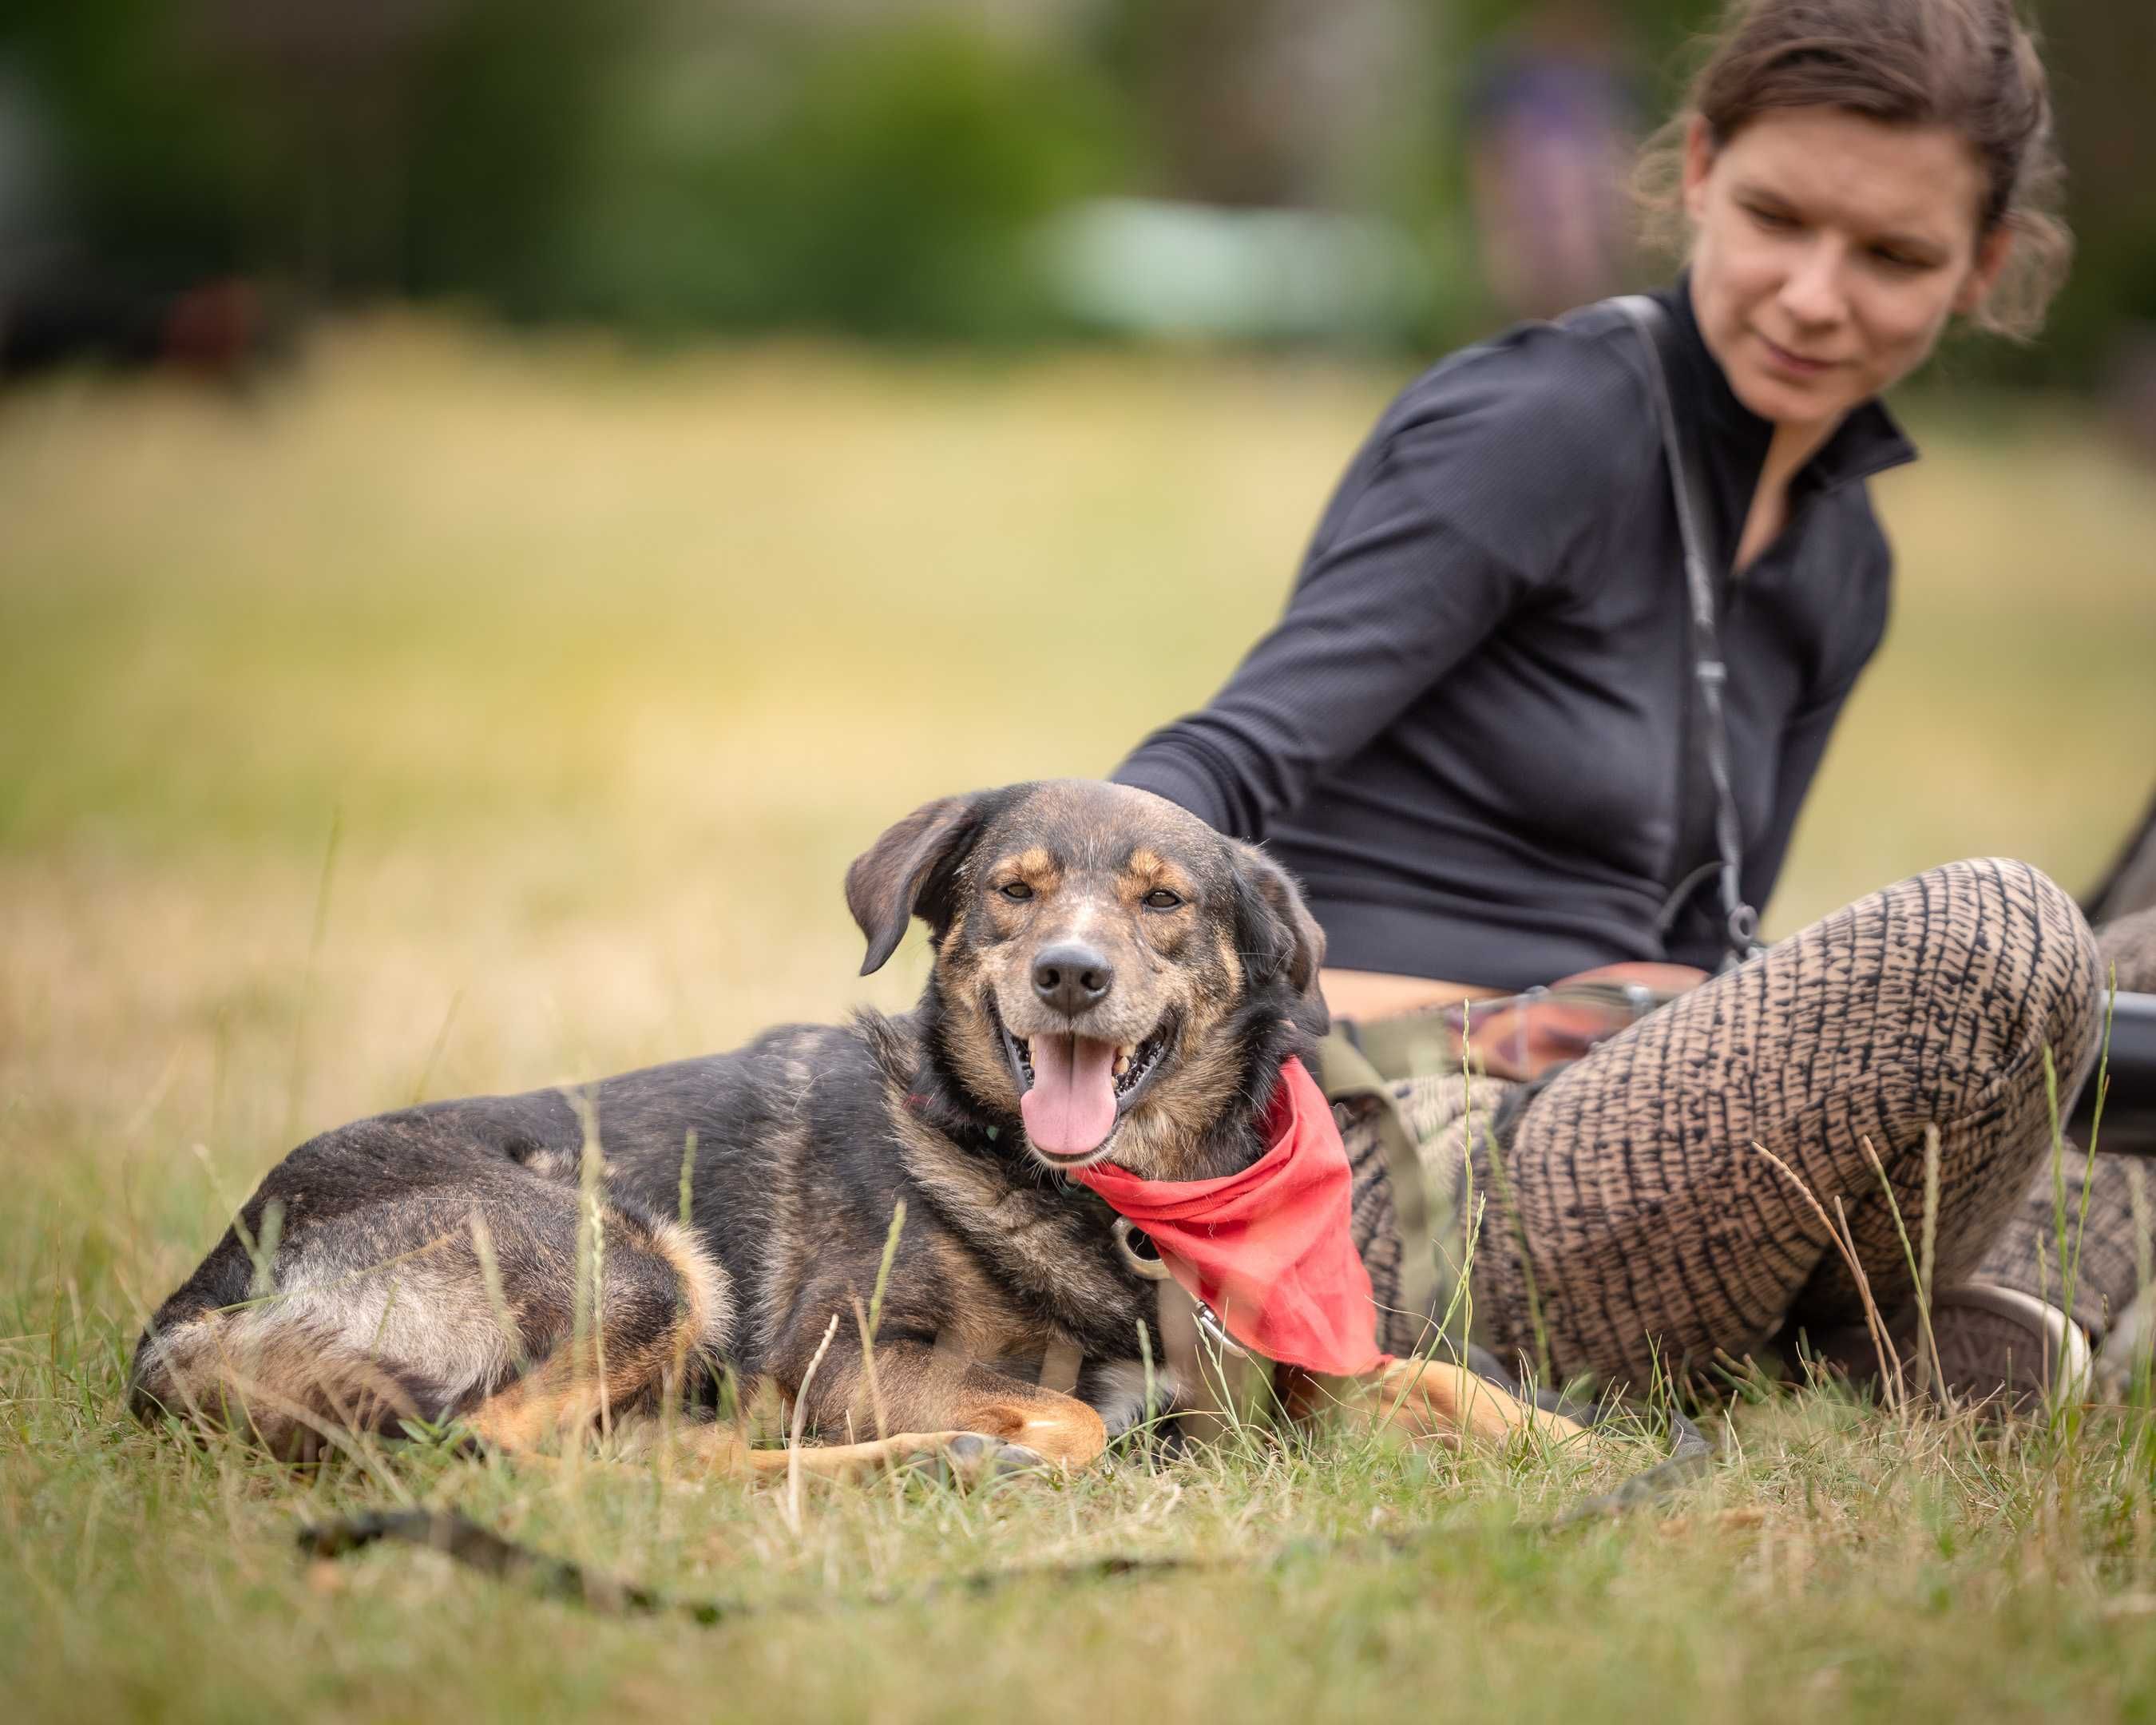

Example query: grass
[4,318,2156,1723]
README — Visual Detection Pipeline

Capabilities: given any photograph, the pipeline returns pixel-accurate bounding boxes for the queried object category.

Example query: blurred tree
[0,0,2145,371]
[2036,0,2156,385]
[5,0,272,280]
[554,14,1124,338]
[5,0,632,302]
[1092,0,1434,210]
[1095,0,1313,206]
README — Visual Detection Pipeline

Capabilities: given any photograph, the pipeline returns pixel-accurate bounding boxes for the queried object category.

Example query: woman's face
[1683,106,2010,433]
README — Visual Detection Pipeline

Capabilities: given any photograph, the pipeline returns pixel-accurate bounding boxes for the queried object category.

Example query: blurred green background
[1,0,2150,1120]
[4,0,2153,379]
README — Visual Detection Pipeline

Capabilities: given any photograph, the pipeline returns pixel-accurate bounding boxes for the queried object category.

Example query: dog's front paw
[925,1430,1052,1488]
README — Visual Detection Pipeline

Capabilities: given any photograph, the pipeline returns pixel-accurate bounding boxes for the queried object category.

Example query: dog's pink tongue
[1021,1033,1119,1158]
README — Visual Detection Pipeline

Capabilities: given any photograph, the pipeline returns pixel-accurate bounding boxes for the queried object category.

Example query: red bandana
[1072,1057,1389,1378]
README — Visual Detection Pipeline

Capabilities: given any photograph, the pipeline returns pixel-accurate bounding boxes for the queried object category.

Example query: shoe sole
[1924,1283,2092,1415]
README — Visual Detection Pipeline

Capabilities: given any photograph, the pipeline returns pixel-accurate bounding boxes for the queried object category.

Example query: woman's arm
[1114,336,1643,839]
[1114,486,1542,839]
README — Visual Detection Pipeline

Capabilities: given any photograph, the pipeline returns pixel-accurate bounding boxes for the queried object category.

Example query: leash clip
[1191,1296,1250,1361]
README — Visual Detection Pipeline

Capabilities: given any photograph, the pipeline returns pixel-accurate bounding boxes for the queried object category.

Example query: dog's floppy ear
[1231,842,1329,1033]
[846,794,990,976]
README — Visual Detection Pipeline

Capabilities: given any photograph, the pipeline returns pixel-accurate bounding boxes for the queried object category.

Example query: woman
[1115,0,2134,1406]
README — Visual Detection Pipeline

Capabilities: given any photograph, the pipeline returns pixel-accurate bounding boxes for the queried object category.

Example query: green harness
[1314,1021,1518,1363]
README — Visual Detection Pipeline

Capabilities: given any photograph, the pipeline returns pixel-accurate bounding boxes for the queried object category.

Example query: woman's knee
[1903,857,2099,1090]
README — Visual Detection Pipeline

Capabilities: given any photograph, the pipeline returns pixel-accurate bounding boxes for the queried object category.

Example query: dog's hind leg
[785,1338,1111,1475]
[850,1345,1111,1470]
[450,1212,732,1453]
[662,1426,1058,1484]
[130,1307,452,1462]
[132,1124,734,1461]
[640,1339,1112,1483]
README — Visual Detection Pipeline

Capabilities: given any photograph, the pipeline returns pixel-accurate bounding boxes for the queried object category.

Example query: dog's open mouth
[995,1005,1174,1168]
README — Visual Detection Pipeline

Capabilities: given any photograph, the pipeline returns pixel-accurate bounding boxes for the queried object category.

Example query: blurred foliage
[5,0,1123,339]
[2037,0,2156,384]
[555,17,1125,339]
[6,0,626,295]
[4,0,279,280]
[1,0,2148,375]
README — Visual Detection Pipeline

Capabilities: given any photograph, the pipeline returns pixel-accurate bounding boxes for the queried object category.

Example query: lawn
[3,320,2154,1723]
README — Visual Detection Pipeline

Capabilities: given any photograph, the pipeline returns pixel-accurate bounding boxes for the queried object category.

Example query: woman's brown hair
[1638,0,2069,336]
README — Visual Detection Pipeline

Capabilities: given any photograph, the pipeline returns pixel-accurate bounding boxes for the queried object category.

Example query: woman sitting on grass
[1117,0,2142,1410]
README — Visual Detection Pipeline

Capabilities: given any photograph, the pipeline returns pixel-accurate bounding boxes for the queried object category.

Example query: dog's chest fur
[593,1017,1163,1382]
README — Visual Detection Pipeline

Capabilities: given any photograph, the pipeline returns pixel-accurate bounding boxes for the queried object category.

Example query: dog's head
[848,780,1328,1179]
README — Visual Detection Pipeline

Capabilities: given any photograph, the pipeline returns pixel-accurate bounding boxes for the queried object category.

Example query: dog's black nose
[1032,942,1113,1014]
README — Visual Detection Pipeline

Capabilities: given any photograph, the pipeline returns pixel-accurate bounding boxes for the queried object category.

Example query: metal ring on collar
[1113,1215,1173,1281]
[1116,1218,1251,1363]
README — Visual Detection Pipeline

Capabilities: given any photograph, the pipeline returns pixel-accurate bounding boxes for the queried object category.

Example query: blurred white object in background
[1036,196,1429,342]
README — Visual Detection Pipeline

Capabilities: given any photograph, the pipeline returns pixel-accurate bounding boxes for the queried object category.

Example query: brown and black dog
[131,779,1548,1478]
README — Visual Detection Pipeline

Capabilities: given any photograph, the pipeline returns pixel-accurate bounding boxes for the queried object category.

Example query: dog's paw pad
[932,1432,1048,1487]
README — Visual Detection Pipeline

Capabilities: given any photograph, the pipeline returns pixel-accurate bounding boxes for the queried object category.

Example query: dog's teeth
[1113,1053,1131,1078]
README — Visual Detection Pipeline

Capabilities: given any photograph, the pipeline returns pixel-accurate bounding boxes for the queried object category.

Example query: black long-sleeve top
[1113,276,1916,990]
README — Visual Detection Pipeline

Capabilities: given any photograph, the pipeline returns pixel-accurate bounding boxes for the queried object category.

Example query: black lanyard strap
[1613,294,1764,971]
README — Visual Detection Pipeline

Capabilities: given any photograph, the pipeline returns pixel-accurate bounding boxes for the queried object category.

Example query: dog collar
[1070,1058,1389,1378]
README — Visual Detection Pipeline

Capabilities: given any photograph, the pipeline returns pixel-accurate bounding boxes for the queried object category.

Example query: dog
[130,779,1554,1478]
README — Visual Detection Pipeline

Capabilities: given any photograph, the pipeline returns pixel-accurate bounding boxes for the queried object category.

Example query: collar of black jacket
[1653,268,1919,504]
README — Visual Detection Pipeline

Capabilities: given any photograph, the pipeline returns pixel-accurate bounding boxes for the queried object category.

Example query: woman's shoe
[1803,1281,2091,1416]
[1922,1282,2092,1414]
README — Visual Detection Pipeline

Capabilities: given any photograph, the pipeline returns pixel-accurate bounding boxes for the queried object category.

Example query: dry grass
[3,319,2154,1723]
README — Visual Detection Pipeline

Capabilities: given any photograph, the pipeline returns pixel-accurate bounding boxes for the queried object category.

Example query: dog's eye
[1142,888,1185,910]
[999,881,1034,902]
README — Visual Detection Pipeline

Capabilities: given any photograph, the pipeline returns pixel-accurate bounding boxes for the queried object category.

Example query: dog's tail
[130,1305,448,1462]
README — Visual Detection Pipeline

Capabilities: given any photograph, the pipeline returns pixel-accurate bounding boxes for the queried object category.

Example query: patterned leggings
[1350,858,2129,1391]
